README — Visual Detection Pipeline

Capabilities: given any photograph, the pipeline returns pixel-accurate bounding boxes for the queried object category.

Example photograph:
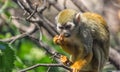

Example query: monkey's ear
[74,13,81,24]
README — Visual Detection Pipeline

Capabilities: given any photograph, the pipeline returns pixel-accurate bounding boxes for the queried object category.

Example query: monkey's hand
[53,35,65,45]
[60,55,72,66]
[53,35,72,66]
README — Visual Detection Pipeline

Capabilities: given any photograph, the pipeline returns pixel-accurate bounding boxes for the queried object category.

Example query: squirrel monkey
[53,9,109,72]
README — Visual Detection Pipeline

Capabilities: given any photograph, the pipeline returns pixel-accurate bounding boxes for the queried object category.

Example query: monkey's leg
[70,53,93,72]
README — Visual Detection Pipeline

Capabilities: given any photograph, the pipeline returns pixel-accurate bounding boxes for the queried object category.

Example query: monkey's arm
[53,26,94,71]
[79,24,93,55]
[69,25,93,72]
[70,52,93,72]
[53,35,72,65]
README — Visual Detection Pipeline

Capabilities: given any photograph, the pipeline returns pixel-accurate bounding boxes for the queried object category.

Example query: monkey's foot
[70,64,81,72]
[71,68,80,72]
[70,59,88,72]
[60,55,72,66]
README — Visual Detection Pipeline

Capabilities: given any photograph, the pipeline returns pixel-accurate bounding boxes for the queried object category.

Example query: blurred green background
[0,0,120,72]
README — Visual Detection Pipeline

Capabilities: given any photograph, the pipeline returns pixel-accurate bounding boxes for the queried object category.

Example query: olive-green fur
[57,9,77,24]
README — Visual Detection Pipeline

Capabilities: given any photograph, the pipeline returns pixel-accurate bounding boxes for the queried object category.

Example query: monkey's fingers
[72,68,80,72]
[53,35,60,44]
[70,59,88,72]
[60,55,72,66]
[59,34,64,40]
[53,35,65,45]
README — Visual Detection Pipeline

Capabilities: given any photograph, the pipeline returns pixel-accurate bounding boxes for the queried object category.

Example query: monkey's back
[81,12,109,42]
[81,12,110,71]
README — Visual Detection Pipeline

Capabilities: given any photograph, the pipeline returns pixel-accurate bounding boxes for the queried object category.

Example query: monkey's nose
[64,33,71,37]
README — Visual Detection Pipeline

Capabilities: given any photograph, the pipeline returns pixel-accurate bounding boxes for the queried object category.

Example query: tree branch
[109,47,120,70]
[19,63,71,72]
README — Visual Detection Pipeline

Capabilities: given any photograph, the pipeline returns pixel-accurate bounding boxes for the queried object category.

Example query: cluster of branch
[0,0,120,71]
[2,0,72,71]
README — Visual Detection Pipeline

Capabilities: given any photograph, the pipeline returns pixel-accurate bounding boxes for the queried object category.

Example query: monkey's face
[55,9,81,38]
[56,22,76,38]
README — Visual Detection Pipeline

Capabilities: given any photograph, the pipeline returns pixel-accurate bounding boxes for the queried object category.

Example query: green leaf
[0,42,15,72]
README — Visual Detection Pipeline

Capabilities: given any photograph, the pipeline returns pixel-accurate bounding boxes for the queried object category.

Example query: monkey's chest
[60,42,76,55]
[60,37,83,56]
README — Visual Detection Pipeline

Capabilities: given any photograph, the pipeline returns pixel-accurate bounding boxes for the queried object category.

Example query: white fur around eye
[67,22,75,29]
[57,23,62,32]
[55,16,58,24]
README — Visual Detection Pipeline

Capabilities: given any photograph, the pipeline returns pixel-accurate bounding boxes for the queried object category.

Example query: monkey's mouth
[64,33,71,37]
[60,33,71,38]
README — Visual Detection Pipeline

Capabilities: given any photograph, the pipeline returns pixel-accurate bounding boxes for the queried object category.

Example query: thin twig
[34,23,43,41]
[38,0,47,13]
[26,5,38,20]
[0,24,37,43]
[0,30,37,44]
[19,63,71,72]
[17,0,58,37]
[71,0,90,12]
[17,0,25,11]
[17,0,30,15]
[46,67,51,72]
[17,0,32,15]
[28,35,59,58]
[47,0,62,11]
[63,0,67,9]
[109,47,120,70]
[110,0,120,8]
[23,0,34,10]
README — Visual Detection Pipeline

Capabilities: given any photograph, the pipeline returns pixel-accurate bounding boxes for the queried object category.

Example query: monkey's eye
[65,25,71,29]
[59,26,64,29]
